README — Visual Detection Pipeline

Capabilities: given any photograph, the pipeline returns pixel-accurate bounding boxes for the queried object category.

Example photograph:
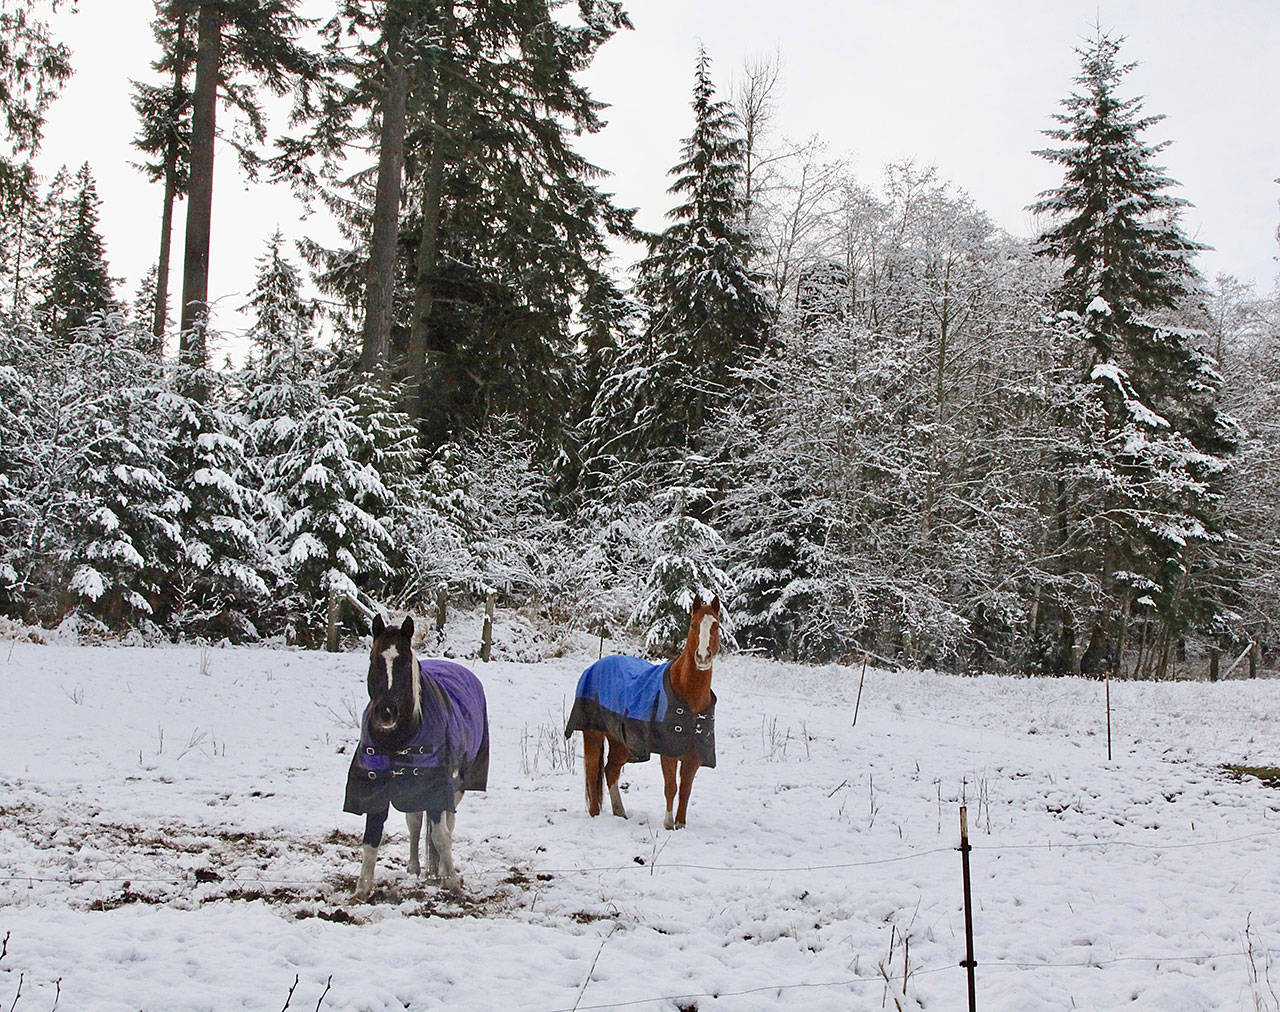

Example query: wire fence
[6,821,1280,1010]
[4,824,1278,886]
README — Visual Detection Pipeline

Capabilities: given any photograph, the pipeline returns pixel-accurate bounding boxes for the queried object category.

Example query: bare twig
[314,975,332,1012]
[6,971,22,1012]
[280,974,299,1012]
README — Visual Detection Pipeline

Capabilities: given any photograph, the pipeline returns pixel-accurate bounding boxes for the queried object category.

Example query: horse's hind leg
[583,730,605,817]
[427,811,460,892]
[406,812,424,877]
[604,737,629,819]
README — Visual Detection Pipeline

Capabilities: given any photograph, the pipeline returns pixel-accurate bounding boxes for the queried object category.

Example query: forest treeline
[1,1,1277,675]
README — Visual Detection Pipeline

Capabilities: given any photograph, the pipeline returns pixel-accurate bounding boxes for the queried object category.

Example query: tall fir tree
[622,49,771,460]
[284,0,637,448]
[1030,28,1235,672]
[174,0,318,361]
[130,1,195,349]
[36,163,121,338]
[0,0,71,210]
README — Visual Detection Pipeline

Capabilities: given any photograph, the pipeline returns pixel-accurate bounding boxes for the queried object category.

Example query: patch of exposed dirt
[1,793,523,921]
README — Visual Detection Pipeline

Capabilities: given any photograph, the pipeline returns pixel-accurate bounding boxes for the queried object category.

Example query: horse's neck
[669,649,712,714]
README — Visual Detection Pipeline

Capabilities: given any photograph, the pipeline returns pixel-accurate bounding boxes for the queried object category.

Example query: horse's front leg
[406,811,424,877]
[674,756,701,829]
[355,806,389,900]
[661,756,679,830]
[427,809,460,893]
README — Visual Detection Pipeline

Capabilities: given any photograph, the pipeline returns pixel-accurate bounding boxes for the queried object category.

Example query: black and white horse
[343,615,489,900]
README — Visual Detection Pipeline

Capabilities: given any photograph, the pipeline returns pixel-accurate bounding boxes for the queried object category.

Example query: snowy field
[3,637,1280,1011]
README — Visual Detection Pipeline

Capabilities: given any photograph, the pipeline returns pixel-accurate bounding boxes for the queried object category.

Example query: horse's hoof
[441,876,462,895]
[353,884,372,902]
[611,807,628,819]
[408,861,421,877]
[663,813,674,830]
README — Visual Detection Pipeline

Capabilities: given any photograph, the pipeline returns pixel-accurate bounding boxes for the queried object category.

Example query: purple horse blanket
[344,658,489,815]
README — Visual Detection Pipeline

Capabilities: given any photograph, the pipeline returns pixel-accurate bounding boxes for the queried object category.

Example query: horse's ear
[692,592,704,612]
[711,595,721,615]
[372,614,385,637]
[400,615,414,640]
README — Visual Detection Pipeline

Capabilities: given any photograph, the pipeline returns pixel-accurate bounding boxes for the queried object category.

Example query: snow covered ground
[3,635,1280,1010]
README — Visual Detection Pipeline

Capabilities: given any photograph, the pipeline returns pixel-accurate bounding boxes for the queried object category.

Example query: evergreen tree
[59,324,182,630]
[243,231,313,364]
[270,395,395,646]
[628,49,772,457]
[36,164,121,338]
[285,0,637,446]
[1030,28,1235,671]
[0,0,71,210]
[163,362,274,641]
[175,0,318,360]
[131,264,167,354]
[632,481,732,656]
[0,183,46,315]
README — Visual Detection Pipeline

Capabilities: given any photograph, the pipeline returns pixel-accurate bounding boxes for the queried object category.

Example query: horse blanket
[344,658,489,815]
[564,654,716,767]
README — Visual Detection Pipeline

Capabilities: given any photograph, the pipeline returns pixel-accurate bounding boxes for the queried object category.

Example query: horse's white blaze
[695,613,717,668]
[381,646,397,691]
[409,649,421,719]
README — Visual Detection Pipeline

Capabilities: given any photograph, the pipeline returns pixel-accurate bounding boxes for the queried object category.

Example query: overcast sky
[37,0,1280,347]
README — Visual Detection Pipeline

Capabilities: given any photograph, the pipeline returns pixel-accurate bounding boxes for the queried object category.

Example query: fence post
[853,653,867,726]
[480,590,496,662]
[1251,640,1261,680]
[1209,648,1220,682]
[435,585,448,639]
[325,587,342,653]
[1105,671,1112,761]
[959,805,977,1012]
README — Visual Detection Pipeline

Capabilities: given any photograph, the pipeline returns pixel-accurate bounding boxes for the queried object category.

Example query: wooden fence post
[1209,648,1220,682]
[1105,670,1112,761]
[480,591,496,662]
[325,587,342,653]
[959,805,977,1012]
[1251,640,1261,680]
[435,585,448,638]
[853,653,868,727]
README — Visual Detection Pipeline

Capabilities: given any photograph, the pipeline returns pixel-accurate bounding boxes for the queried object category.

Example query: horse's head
[366,614,421,750]
[688,594,722,671]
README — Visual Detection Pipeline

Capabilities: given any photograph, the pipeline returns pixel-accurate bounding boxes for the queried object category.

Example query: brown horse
[566,595,721,829]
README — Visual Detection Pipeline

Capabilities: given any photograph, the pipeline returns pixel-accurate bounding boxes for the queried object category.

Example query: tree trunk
[153,14,188,351]
[408,0,454,428]
[10,208,24,314]
[359,5,410,375]
[178,3,222,361]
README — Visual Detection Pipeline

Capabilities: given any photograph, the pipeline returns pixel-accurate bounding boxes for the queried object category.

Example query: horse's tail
[583,730,604,813]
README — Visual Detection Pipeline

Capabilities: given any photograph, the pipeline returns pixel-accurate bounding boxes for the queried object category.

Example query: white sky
[36,0,1280,348]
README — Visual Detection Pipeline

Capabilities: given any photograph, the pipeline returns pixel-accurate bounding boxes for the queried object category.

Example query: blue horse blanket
[344,658,489,815]
[564,655,716,767]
